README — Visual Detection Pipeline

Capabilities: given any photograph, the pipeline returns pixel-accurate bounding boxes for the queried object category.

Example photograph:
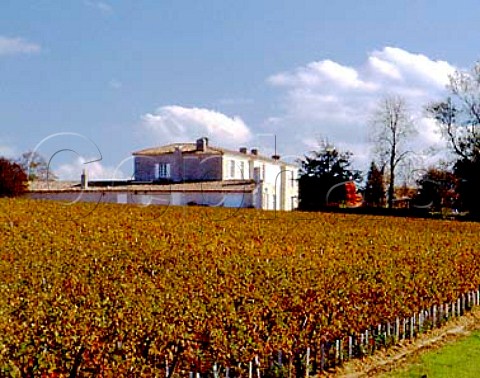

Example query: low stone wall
[26,190,254,209]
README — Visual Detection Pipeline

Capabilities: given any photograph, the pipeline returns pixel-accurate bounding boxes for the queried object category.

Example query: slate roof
[132,142,296,166]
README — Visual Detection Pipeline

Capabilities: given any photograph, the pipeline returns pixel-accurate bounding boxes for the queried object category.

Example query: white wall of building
[222,155,251,180]
[27,190,254,209]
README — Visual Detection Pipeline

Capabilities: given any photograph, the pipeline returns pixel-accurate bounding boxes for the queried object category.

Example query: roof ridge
[132,141,298,166]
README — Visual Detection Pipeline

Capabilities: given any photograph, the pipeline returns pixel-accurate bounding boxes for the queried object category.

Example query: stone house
[132,137,299,211]
[27,137,299,211]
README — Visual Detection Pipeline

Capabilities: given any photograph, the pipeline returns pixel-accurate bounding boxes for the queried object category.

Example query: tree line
[0,151,55,197]
[1,60,480,217]
[298,60,480,218]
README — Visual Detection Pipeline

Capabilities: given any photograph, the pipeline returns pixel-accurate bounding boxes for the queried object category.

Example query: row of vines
[0,198,479,376]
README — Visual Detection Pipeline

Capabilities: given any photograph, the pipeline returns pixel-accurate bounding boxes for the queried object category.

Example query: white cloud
[368,47,455,89]
[55,157,127,181]
[84,1,113,13]
[367,56,402,80]
[140,105,252,148]
[0,36,41,56]
[270,59,376,91]
[267,46,457,171]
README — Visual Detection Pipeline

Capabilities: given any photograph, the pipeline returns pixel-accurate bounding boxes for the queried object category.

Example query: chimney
[174,145,182,159]
[251,148,258,155]
[196,137,208,152]
[80,168,88,189]
[239,147,247,154]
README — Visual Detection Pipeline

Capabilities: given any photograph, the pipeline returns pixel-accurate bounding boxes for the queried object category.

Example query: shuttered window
[154,163,171,179]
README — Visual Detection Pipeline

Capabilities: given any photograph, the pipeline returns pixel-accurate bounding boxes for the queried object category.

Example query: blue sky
[1,1,480,180]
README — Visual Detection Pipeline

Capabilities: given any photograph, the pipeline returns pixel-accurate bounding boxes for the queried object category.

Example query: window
[229,160,235,178]
[262,164,266,181]
[240,161,245,179]
[154,163,171,179]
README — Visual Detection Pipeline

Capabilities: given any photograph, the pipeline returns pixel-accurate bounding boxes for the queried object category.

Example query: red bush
[0,157,28,197]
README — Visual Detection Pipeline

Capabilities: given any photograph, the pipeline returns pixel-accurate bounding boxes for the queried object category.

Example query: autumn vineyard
[1,198,480,377]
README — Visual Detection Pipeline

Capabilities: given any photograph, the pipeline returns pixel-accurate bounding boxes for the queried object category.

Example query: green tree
[0,158,28,197]
[298,140,361,210]
[364,161,385,207]
[427,62,480,216]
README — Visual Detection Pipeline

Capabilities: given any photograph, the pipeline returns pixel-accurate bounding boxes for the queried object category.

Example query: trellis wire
[176,287,480,377]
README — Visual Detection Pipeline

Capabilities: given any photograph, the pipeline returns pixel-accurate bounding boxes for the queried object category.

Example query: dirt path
[328,307,480,377]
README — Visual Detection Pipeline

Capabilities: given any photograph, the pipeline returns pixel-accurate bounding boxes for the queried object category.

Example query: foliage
[364,161,386,207]
[345,181,363,207]
[453,158,480,215]
[298,140,361,210]
[370,96,417,209]
[414,168,458,212]
[427,62,480,215]
[17,150,57,181]
[0,158,28,197]
[0,199,480,376]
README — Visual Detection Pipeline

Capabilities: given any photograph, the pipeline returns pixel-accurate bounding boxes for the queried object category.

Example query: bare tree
[17,151,57,181]
[427,62,480,160]
[370,96,417,209]
[427,62,480,215]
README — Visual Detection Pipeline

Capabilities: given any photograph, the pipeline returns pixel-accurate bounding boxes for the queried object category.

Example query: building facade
[132,137,299,211]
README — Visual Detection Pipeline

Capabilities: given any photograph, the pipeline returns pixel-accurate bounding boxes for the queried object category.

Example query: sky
[1,1,480,180]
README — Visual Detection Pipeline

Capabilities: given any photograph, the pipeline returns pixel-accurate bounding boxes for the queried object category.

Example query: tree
[17,151,57,181]
[414,168,458,212]
[364,161,386,207]
[298,140,361,210]
[427,62,480,216]
[0,158,28,197]
[453,158,480,214]
[370,96,417,209]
